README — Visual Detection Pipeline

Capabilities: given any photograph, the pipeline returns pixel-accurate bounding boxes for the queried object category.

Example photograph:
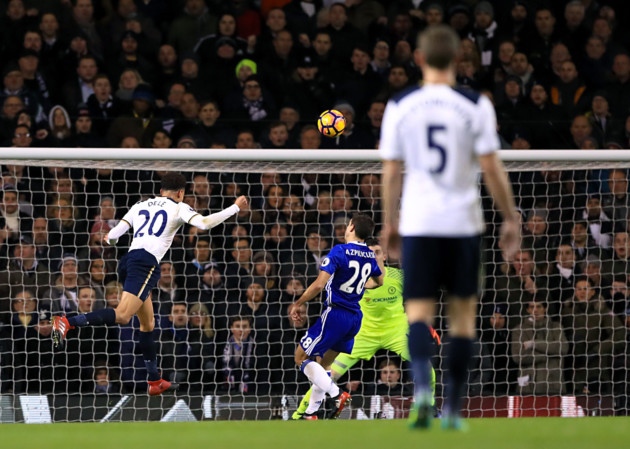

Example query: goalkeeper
[292,237,439,419]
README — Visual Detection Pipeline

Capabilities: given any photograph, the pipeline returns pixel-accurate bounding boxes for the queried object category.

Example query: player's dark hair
[350,213,375,240]
[418,25,460,70]
[161,172,187,192]
[365,237,379,247]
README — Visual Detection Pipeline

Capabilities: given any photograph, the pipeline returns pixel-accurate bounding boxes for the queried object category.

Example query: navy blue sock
[139,331,160,382]
[408,322,435,396]
[445,337,473,416]
[68,308,116,327]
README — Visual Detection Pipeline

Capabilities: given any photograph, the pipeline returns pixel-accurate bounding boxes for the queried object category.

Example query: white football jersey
[122,197,199,262]
[379,84,499,236]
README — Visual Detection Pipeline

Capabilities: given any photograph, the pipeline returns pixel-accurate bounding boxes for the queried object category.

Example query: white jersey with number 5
[379,84,499,237]
[122,197,199,262]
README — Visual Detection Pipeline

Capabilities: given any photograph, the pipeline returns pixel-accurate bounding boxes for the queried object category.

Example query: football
[317,109,346,137]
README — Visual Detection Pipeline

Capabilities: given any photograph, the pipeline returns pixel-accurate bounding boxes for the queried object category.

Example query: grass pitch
[2,418,628,449]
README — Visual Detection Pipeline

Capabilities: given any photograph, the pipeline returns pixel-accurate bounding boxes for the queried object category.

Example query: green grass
[2,418,628,449]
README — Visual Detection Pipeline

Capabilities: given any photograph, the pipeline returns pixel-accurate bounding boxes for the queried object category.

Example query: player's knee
[114,310,133,325]
[139,318,155,332]
[294,353,308,368]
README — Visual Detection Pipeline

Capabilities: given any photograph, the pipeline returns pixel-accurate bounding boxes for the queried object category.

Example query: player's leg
[403,236,441,429]
[442,296,476,427]
[292,349,361,419]
[330,352,361,382]
[406,300,438,425]
[52,290,143,348]
[440,235,481,430]
[135,295,175,395]
[53,252,140,346]
[384,325,437,406]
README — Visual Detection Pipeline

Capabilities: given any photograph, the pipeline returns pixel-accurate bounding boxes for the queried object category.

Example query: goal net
[0,148,628,421]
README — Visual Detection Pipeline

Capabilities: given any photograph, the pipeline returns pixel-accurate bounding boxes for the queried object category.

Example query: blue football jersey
[320,242,382,313]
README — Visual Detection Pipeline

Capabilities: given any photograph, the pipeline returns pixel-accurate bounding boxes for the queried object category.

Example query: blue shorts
[402,235,481,300]
[117,249,160,301]
[300,307,362,358]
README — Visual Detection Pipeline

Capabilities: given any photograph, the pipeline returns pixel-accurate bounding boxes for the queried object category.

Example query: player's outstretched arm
[189,196,248,230]
[479,153,521,260]
[289,270,332,322]
[104,220,131,246]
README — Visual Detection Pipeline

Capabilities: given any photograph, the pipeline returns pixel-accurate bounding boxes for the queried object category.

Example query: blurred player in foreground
[380,25,520,429]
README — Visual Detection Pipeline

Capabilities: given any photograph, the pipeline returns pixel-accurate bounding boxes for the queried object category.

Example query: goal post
[1,148,629,420]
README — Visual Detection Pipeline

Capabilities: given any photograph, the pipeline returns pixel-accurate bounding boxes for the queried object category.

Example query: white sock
[303,361,340,396]
[305,386,325,414]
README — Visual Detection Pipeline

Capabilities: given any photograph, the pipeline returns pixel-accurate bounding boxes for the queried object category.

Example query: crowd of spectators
[1,0,630,413]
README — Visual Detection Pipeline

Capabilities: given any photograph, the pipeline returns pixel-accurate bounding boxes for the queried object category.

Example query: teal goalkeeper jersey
[359,266,407,332]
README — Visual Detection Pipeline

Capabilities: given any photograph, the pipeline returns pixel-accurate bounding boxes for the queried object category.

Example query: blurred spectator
[578,36,611,90]
[107,0,161,60]
[222,315,256,394]
[184,235,216,288]
[293,226,330,283]
[562,276,625,394]
[104,280,122,310]
[602,231,630,278]
[324,3,364,65]
[64,0,106,62]
[480,303,514,395]
[61,54,98,116]
[225,237,254,291]
[587,91,622,147]
[580,195,612,250]
[362,359,414,397]
[468,1,499,68]
[185,303,218,392]
[602,169,630,228]
[107,83,162,148]
[0,187,32,243]
[155,46,180,102]
[31,216,63,271]
[167,0,217,55]
[550,61,588,119]
[511,299,567,395]
[335,44,383,119]
[298,124,322,150]
[0,235,50,309]
[114,68,144,104]
[87,74,125,137]
[43,254,88,313]
[517,83,569,150]
[154,261,185,318]
[222,75,277,136]
[93,365,120,394]
[488,248,541,327]
[69,105,105,147]
[605,53,630,120]
[546,243,579,318]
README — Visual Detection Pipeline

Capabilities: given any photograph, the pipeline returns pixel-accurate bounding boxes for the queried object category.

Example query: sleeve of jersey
[106,221,130,246]
[378,100,403,160]
[372,259,382,277]
[188,204,240,230]
[178,203,199,223]
[474,96,501,156]
[320,248,339,275]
